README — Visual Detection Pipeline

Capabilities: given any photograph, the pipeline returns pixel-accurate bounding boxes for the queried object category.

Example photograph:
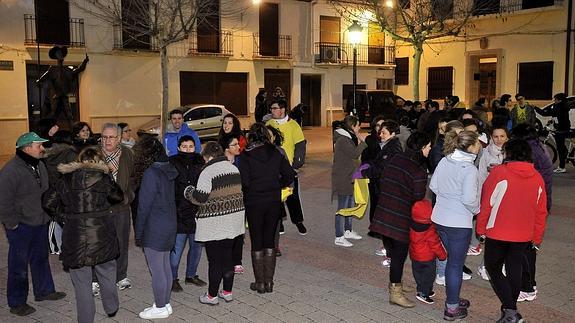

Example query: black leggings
[521,245,537,292]
[246,201,281,251]
[204,239,235,297]
[484,238,529,310]
[382,236,410,283]
[232,234,244,266]
[554,131,568,168]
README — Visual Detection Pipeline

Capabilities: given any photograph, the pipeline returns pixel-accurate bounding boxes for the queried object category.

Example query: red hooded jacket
[477,161,547,244]
[409,200,447,262]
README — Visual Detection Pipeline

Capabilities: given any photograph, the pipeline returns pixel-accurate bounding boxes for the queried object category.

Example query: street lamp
[348,20,363,116]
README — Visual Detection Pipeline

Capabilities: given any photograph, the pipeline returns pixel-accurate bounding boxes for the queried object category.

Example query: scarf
[103,147,121,181]
[272,115,289,125]
[16,149,41,185]
[450,149,477,164]
[335,128,359,146]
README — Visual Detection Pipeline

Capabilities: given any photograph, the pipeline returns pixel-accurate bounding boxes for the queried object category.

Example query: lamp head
[348,20,363,45]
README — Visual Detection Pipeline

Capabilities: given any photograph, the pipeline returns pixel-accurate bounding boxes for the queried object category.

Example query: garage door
[180,71,248,116]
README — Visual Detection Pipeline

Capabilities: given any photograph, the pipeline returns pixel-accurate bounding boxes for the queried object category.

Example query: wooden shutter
[259,3,279,56]
[395,57,409,85]
[428,67,453,100]
[197,0,220,53]
[180,72,248,116]
[35,0,70,45]
[518,62,553,100]
[121,0,151,50]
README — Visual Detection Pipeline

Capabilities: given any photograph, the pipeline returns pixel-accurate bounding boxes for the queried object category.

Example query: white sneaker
[435,275,446,286]
[375,248,387,257]
[517,291,537,302]
[334,236,353,247]
[462,272,472,280]
[477,265,490,281]
[139,305,170,319]
[116,277,132,290]
[218,290,233,302]
[92,282,100,297]
[343,230,362,240]
[553,167,567,173]
[144,303,173,315]
[199,293,219,305]
[381,257,391,267]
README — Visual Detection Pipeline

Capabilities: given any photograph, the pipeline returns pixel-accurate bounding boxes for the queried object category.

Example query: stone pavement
[1,127,574,322]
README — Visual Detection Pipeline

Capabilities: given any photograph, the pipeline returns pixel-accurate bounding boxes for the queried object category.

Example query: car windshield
[367,92,395,111]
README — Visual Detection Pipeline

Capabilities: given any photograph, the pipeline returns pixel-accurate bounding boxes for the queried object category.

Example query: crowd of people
[0,90,568,322]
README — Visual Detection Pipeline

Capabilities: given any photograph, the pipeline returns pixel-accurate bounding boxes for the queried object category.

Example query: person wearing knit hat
[410,199,447,305]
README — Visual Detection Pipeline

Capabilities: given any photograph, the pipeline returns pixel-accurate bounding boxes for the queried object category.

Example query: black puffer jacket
[44,143,77,187]
[43,162,123,269]
[169,152,204,234]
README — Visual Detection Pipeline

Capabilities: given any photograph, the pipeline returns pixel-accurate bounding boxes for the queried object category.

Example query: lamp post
[348,20,362,116]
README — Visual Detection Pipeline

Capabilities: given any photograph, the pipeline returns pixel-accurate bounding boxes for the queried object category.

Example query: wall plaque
[0,60,14,71]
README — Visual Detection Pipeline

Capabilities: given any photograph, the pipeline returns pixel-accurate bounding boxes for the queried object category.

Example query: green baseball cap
[16,132,49,149]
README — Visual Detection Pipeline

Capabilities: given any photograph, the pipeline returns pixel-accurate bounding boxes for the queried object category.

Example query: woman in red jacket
[410,200,447,305]
[477,139,547,323]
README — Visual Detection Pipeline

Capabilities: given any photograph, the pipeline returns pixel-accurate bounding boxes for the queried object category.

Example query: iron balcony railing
[472,0,563,16]
[188,30,233,56]
[253,33,292,59]
[113,23,160,51]
[24,14,85,47]
[314,42,395,66]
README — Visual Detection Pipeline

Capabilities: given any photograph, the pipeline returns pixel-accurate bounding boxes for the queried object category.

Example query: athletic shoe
[444,306,468,321]
[344,230,362,240]
[218,290,233,302]
[478,265,490,281]
[279,222,285,235]
[517,291,537,302]
[143,303,172,315]
[554,167,567,173]
[467,245,482,256]
[334,236,353,247]
[381,257,391,267]
[185,275,207,286]
[116,277,132,290]
[92,282,100,297]
[463,265,473,275]
[375,248,387,257]
[429,291,436,298]
[296,222,307,235]
[462,272,472,280]
[139,305,170,319]
[459,298,471,309]
[416,292,434,304]
[234,265,245,274]
[199,293,219,305]
[435,275,446,286]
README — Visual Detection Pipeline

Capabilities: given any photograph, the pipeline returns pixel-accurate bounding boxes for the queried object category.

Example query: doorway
[264,69,291,107]
[478,58,497,104]
[300,74,321,127]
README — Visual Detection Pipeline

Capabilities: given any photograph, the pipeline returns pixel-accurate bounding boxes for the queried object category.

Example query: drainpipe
[565,0,573,94]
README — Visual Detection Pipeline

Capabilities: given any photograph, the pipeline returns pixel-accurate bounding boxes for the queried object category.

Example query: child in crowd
[410,200,447,304]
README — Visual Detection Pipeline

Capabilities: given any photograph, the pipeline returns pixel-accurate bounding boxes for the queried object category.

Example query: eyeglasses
[270,106,283,110]
[101,136,118,141]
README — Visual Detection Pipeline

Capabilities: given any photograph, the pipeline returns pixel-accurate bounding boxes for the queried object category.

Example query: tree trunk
[412,43,423,101]
[160,46,169,136]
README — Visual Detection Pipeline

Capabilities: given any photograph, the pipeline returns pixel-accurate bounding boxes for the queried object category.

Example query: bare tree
[71,0,244,129]
[330,0,483,100]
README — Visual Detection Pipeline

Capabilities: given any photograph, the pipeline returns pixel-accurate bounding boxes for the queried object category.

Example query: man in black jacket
[536,93,572,173]
[0,132,66,316]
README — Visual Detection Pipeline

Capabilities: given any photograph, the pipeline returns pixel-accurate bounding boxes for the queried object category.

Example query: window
[377,78,394,90]
[121,0,151,50]
[197,0,220,53]
[180,72,248,116]
[184,109,204,122]
[518,62,553,100]
[395,57,409,85]
[342,84,367,111]
[427,67,453,100]
[473,0,500,16]
[522,0,555,10]
[204,107,222,118]
[259,3,279,56]
[35,0,70,45]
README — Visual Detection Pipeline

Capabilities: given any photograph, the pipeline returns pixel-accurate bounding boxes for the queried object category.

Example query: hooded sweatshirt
[332,128,368,196]
[478,142,504,188]
[476,161,547,244]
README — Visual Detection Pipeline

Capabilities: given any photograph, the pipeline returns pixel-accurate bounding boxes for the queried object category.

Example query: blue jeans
[5,223,56,307]
[435,223,471,307]
[335,195,353,237]
[170,233,203,279]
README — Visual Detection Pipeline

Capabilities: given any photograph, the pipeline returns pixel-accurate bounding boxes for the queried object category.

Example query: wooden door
[301,75,322,126]
[264,69,291,107]
[479,62,497,103]
[259,3,279,56]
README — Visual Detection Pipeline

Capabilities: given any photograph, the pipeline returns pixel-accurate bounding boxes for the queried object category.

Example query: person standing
[255,89,268,123]
[118,122,136,149]
[430,130,481,321]
[239,124,295,293]
[218,114,247,151]
[360,116,385,233]
[332,116,367,248]
[266,99,308,235]
[135,137,178,319]
[43,147,123,323]
[99,123,135,292]
[164,108,202,156]
[0,132,66,316]
[510,93,537,128]
[369,132,431,308]
[477,139,547,323]
[185,142,245,305]
[535,93,571,173]
[169,136,207,292]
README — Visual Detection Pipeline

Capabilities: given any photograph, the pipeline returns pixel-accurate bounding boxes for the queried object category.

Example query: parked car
[345,89,398,123]
[137,104,232,140]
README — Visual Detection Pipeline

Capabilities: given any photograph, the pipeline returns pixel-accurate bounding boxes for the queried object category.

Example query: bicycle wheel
[545,142,558,165]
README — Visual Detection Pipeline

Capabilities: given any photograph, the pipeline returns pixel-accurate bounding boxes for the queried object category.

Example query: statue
[37,46,89,128]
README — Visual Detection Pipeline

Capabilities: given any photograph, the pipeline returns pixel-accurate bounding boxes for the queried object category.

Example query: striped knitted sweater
[184,157,245,242]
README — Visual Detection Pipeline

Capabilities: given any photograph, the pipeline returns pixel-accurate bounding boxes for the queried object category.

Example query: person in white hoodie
[430,130,481,321]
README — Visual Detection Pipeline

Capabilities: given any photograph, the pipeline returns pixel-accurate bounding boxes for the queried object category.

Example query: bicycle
[539,121,575,166]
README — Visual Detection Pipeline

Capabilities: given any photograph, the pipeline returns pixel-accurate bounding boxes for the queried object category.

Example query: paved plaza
[0,127,574,322]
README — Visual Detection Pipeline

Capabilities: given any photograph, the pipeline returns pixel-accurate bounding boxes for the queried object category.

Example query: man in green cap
[0,132,66,316]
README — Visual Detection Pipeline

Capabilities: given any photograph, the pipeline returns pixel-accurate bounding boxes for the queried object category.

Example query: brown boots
[250,249,277,293]
[389,283,415,308]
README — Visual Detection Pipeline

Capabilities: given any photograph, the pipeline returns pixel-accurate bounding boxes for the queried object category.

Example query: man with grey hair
[97,123,135,293]
[0,132,66,316]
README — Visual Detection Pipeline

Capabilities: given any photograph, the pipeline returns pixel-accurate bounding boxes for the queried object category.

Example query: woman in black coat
[43,146,124,323]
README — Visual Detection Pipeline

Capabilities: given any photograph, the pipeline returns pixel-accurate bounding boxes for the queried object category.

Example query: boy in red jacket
[410,200,447,304]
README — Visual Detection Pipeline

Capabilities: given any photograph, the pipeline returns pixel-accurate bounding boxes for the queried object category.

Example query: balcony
[472,0,563,16]
[253,33,292,60]
[313,42,395,66]
[188,30,233,57]
[113,23,159,51]
[24,14,85,47]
